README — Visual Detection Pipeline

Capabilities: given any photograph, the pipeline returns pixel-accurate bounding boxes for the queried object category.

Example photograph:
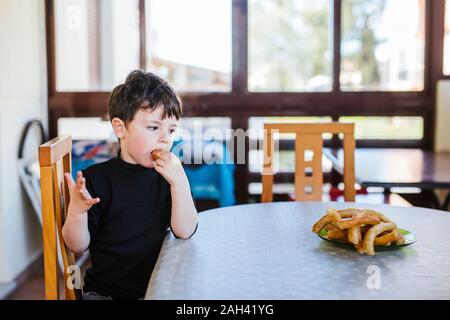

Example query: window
[145,0,232,92]
[48,0,442,202]
[176,117,232,141]
[248,0,332,92]
[58,117,115,140]
[54,0,140,91]
[445,0,450,75]
[339,116,424,139]
[341,0,425,91]
[52,0,431,93]
[46,0,438,147]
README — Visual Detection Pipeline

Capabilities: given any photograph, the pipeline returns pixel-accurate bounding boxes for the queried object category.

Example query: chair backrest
[261,122,356,203]
[39,135,81,300]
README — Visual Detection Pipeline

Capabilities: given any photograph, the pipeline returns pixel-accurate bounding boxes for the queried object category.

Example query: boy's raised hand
[64,171,100,215]
[152,149,187,186]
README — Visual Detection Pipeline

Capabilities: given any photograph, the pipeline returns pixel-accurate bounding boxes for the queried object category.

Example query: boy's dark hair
[108,70,182,126]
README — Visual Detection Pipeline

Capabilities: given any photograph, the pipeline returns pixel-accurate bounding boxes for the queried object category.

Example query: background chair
[39,135,81,300]
[261,122,356,203]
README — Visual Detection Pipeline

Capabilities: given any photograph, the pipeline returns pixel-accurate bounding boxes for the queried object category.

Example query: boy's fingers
[154,164,162,173]
[75,171,83,187]
[79,187,92,199]
[78,189,86,199]
[155,159,166,167]
[64,173,76,189]
[160,151,171,162]
[87,198,100,206]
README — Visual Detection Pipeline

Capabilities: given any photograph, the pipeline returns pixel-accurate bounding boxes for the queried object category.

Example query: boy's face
[115,106,179,168]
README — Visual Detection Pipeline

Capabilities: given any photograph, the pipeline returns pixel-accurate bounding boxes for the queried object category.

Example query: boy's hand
[64,171,100,215]
[152,149,187,186]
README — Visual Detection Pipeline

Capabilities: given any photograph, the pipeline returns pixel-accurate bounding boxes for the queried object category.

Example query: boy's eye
[169,129,176,134]
[147,126,158,131]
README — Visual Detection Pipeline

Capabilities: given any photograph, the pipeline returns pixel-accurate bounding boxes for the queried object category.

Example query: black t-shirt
[82,157,175,299]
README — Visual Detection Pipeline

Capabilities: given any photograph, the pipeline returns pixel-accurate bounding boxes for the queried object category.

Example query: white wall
[0,0,48,283]
[435,80,450,152]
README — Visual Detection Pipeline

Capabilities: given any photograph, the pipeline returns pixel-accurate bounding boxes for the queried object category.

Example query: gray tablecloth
[145,201,450,299]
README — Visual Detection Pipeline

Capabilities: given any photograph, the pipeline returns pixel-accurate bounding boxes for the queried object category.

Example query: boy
[62,70,198,300]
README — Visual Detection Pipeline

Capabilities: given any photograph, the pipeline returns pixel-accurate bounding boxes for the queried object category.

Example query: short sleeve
[83,170,102,242]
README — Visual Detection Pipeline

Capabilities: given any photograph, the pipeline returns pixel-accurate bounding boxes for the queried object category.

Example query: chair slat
[261,123,356,203]
[39,135,72,166]
[39,135,79,300]
[39,166,59,300]
[265,123,354,134]
[295,134,323,201]
[343,133,356,201]
[261,127,274,202]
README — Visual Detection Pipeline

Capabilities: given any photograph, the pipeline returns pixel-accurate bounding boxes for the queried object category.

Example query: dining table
[145,201,450,300]
[323,148,450,210]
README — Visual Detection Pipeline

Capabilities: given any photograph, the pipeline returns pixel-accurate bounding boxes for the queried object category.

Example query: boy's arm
[169,176,198,239]
[153,150,198,239]
[62,171,100,254]
[62,210,90,254]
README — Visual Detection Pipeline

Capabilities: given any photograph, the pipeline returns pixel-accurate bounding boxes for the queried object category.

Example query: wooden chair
[261,122,356,203]
[39,135,81,300]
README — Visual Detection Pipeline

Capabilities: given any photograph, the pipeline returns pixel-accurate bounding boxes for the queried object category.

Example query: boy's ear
[111,117,126,139]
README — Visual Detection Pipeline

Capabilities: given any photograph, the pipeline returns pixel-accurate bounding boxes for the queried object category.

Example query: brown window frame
[46,0,448,203]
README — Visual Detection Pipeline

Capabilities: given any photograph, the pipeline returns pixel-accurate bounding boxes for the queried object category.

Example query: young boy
[62,70,198,300]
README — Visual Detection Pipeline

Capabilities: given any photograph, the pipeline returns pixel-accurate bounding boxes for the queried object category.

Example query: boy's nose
[158,131,170,145]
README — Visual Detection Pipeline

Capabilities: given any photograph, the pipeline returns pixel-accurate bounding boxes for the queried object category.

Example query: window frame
[46,0,448,203]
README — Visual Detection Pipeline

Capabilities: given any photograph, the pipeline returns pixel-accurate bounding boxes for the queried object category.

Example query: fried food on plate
[323,223,338,231]
[312,215,334,234]
[363,222,397,256]
[326,229,349,243]
[348,219,362,245]
[395,232,406,245]
[312,208,407,256]
[311,208,341,234]
[336,213,380,230]
[373,229,399,246]
[312,208,361,233]
[336,208,362,219]
[361,209,392,223]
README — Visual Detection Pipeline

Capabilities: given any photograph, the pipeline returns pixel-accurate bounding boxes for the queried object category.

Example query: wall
[0,0,48,283]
